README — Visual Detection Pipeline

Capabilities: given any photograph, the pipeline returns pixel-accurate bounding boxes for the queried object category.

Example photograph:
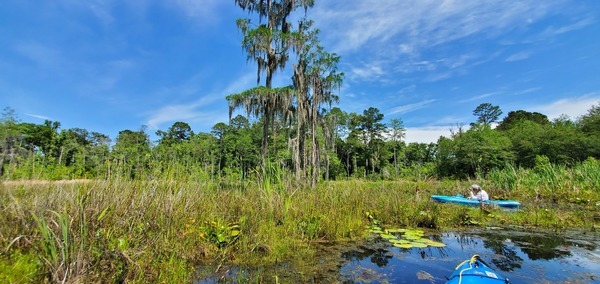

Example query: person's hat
[470,184,481,191]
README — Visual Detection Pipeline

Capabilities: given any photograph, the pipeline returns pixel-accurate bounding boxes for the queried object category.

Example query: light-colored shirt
[469,190,489,201]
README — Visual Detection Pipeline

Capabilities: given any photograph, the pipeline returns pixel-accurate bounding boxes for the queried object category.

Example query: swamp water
[197,227,600,283]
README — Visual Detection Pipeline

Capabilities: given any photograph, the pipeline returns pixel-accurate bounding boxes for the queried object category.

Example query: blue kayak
[431,195,520,209]
[446,254,510,284]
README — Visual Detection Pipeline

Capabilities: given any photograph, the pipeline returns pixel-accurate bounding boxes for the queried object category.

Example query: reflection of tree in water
[515,234,572,260]
[450,231,523,271]
[480,231,575,260]
[481,236,523,272]
[341,245,392,267]
[474,230,596,272]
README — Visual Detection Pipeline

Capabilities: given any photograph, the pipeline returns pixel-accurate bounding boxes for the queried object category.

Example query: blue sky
[1,0,599,143]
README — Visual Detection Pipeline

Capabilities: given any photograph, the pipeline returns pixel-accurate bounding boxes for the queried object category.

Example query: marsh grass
[487,157,600,203]
[1,167,599,282]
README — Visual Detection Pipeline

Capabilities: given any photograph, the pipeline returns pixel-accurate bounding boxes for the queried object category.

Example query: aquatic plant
[365,214,446,249]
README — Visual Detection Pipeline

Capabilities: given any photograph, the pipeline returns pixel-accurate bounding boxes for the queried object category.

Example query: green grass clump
[0,250,41,283]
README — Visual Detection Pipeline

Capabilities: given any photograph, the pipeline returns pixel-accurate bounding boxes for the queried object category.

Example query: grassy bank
[1,171,599,282]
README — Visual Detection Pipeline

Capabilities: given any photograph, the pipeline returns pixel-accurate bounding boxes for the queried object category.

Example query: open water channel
[198,227,600,283]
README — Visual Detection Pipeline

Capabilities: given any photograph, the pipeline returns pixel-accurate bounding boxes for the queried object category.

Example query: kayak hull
[431,195,520,209]
[446,255,509,284]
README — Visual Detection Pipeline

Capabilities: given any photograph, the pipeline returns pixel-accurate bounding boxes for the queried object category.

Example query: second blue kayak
[431,195,520,209]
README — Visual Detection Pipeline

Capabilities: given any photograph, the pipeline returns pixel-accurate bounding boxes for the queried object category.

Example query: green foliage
[199,221,241,249]
[2,103,598,185]
[496,110,549,131]
[436,124,513,178]
[0,251,40,283]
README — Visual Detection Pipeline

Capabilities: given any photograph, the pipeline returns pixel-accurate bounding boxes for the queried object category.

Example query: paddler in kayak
[467,184,489,201]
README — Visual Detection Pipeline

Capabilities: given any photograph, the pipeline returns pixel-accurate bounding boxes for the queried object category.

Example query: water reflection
[197,228,600,283]
[337,228,599,283]
[341,245,393,267]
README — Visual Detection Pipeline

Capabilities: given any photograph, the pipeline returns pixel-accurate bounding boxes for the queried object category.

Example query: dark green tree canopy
[473,103,502,125]
[157,121,193,146]
[496,110,549,131]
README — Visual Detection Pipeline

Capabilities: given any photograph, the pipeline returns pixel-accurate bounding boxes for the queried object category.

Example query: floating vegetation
[365,213,447,249]
[409,242,428,248]
[393,243,412,249]
[380,234,396,239]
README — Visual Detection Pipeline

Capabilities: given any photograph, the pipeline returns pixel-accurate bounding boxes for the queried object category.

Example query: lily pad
[389,239,410,244]
[380,234,396,239]
[408,242,428,248]
[393,243,412,249]
[386,228,406,233]
[405,229,424,234]
[426,241,446,247]
[369,229,384,234]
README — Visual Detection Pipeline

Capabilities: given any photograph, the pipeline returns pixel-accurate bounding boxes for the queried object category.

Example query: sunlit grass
[1,167,599,282]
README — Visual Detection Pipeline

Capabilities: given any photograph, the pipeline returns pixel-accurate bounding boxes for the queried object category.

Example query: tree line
[1,103,598,183]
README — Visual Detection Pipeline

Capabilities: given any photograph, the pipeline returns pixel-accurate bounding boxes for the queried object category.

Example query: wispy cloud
[513,87,541,96]
[171,0,226,24]
[388,99,436,115]
[505,51,531,62]
[145,71,255,130]
[25,113,52,120]
[223,72,257,95]
[396,84,416,95]
[145,95,224,130]
[529,94,599,120]
[350,63,385,81]
[541,17,595,36]
[14,42,61,67]
[312,0,566,84]
[460,92,501,103]
[314,0,563,53]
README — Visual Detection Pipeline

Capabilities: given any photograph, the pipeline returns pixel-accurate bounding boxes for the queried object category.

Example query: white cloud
[311,0,566,84]
[530,95,599,120]
[145,95,225,130]
[223,72,257,95]
[405,126,452,144]
[388,99,436,115]
[460,92,501,103]
[350,63,385,81]
[146,71,255,131]
[313,0,563,53]
[542,17,595,36]
[25,113,52,120]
